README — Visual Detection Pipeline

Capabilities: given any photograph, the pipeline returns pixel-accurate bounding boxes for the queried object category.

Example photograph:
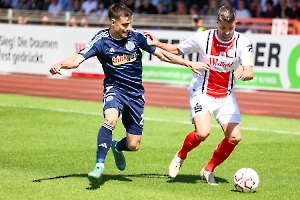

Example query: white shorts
[189,90,241,125]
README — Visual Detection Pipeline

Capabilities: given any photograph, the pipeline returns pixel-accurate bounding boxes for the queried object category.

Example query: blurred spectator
[15,0,30,9]
[156,0,170,14]
[17,15,28,24]
[42,15,50,24]
[168,1,188,30]
[188,0,208,14]
[156,1,165,14]
[96,0,108,21]
[275,0,291,18]
[193,16,206,32]
[48,0,63,17]
[252,3,264,16]
[137,0,158,14]
[201,0,219,16]
[261,0,277,11]
[120,0,134,11]
[189,4,200,16]
[236,0,252,32]
[80,16,88,26]
[173,0,187,15]
[64,0,80,12]
[286,0,300,19]
[2,0,18,8]
[28,0,43,10]
[201,0,219,26]
[251,0,261,16]
[221,0,233,6]
[236,0,252,18]
[69,15,78,26]
[41,0,51,10]
[58,0,70,9]
[80,0,98,15]
[88,0,108,22]
[261,0,277,17]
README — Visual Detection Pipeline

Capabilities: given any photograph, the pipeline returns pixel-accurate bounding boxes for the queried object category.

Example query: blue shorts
[103,86,145,135]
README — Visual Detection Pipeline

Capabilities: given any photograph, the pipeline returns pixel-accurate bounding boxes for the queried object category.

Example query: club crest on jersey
[125,41,135,51]
[112,52,137,66]
[219,52,226,57]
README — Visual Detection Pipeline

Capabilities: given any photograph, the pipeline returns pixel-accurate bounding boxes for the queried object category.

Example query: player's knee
[127,141,140,151]
[229,135,242,144]
[105,117,118,127]
[195,129,210,141]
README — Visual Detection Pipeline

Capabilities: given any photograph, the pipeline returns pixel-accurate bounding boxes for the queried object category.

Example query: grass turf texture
[0,93,299,200]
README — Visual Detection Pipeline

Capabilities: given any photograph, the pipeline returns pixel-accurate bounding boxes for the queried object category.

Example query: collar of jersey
[214,29,235,44]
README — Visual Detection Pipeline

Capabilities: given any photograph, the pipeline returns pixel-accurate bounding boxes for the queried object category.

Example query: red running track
[1,74,300,119]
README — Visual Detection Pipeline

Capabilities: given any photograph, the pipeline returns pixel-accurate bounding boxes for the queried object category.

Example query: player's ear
[111,19,115,26]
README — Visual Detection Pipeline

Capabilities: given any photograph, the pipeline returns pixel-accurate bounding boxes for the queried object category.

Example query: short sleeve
[238,35,254,67]
[178,33,201,54]
[78,33,103,60]
[134,31,156,54]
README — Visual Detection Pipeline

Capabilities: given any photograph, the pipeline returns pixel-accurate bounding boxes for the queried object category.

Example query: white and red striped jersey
[178,29,253,98]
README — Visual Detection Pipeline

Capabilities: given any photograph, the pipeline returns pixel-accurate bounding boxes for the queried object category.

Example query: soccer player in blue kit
[49,3,210,182]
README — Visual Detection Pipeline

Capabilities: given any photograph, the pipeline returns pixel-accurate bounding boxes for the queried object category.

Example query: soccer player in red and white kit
[145,5,254,185]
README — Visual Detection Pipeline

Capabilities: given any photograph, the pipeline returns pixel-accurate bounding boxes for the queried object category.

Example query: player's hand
[143,31,159,46]
[234,67,246,81]
[49,64,62,75]
[188,61,210,76]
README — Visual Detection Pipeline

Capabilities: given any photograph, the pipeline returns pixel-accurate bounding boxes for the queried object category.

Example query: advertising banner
[0,24,299,91]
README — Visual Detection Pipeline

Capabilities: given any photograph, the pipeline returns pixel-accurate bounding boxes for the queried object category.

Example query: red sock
[204,138,236,172]
[177,131,201,160]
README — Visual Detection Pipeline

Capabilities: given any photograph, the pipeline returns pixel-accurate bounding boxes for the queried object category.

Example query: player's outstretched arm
[144,31,183,55]
[153,47,210,76]
[49,54,85,75]
[233,65,254,81]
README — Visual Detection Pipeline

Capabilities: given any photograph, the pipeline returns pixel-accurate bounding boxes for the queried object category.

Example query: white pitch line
[1,103,300,136]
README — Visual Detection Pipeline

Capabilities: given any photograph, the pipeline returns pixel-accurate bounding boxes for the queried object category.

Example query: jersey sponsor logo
[112,52,137,66]
[79,42,93,54]
[194,103,202,113]
[209,57,234,68]
[125,41,135,51]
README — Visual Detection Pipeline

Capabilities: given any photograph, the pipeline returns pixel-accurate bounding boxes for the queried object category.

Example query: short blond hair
[217,6,236,23]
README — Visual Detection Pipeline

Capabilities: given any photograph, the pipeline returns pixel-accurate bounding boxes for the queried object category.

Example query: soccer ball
[233,168,260,193]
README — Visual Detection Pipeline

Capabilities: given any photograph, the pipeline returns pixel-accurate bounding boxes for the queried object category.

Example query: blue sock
[96,122,114,164]
[117,137,132,151]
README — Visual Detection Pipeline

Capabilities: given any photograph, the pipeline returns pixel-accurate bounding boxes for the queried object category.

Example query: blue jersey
[78,28,156,97]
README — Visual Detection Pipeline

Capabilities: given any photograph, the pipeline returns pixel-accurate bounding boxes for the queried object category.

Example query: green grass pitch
[0,93,299,200]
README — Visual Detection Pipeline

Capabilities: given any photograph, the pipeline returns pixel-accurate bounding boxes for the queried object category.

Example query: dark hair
[193,16,203,23]
[217,6,236,23]
[108,3,133,20]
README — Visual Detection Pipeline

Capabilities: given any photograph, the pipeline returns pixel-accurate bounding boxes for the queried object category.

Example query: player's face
[110,16,132,39]
[217,20,236,41]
